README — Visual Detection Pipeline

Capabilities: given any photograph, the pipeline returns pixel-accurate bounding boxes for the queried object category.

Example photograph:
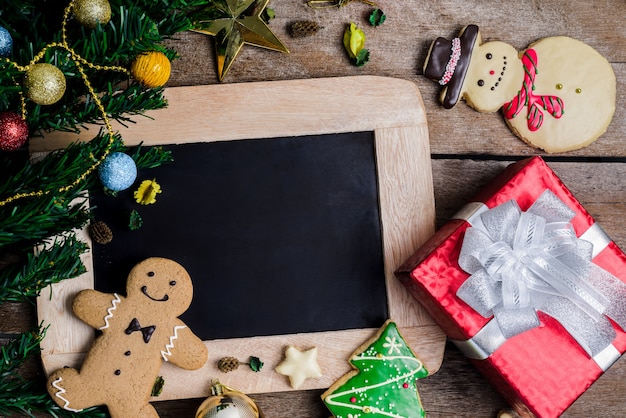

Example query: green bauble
[73,0,112,29]
[24,63,66,105]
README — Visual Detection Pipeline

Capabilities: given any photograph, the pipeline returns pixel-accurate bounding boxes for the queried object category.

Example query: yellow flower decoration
[343,22,369,67]
[134,179,161,205]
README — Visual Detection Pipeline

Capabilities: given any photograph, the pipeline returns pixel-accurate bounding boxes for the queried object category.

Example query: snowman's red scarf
[502,49,564,131]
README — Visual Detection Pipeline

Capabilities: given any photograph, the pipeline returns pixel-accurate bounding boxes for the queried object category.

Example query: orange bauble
[131,51,171,88]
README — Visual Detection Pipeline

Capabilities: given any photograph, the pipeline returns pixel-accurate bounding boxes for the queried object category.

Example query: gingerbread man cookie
[424,25,616,153]
[47,257,208,418]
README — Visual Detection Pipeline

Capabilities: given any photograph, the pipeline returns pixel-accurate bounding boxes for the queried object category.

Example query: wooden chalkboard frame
[35,76,445,400]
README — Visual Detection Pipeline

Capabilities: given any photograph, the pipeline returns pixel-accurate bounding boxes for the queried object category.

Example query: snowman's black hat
[423,25,479,109]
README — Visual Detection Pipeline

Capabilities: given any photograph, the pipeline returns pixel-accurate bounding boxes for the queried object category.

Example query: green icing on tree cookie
[322,320,429,418]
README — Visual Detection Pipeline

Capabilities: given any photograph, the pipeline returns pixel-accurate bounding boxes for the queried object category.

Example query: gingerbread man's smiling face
[462,40,524,112]
[126,257,194,317]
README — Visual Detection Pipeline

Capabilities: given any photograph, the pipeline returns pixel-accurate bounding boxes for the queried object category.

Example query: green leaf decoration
[249,356,264,372]
[262,7,276,23]
[369,8,386,26]
[151,376,166,397]
[355,49,370,67]
[129,209,144,231]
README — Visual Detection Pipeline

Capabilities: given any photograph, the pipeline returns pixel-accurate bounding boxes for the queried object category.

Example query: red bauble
[0,112,29,151]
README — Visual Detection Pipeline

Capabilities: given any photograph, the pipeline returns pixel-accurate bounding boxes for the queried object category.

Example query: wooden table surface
[2,1,626,417]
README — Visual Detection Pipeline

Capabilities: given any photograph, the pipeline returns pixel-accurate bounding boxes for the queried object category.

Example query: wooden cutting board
[35,75,445,400]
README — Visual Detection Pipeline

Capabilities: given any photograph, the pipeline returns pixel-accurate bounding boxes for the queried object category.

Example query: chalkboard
[90,132,388,340]
[36,76,445,398]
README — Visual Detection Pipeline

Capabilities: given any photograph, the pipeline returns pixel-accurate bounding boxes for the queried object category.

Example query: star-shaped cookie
[275,345,322,389]
[192,0,289,81]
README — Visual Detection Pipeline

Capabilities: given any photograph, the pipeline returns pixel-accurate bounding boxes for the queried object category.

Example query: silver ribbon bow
[456,190,626,362]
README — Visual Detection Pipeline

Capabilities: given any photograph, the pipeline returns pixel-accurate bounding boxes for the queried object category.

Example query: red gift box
[396,156,626,418]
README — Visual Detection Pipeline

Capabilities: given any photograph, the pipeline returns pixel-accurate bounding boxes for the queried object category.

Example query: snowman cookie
[46,257,208,418]
[423,24,616,153]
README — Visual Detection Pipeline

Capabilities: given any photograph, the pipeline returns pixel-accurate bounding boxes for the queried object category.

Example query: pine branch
[0,133,116,251]
[0,1,201,133]
[0,326,108,417]
[70,4,175,64]
[0,196,90,253]
[0,327,43,374]
[123,0,213,35]
[130,144,174,169]
[31,83,169,134]
[0,131,173,252]
[0,234,88,302]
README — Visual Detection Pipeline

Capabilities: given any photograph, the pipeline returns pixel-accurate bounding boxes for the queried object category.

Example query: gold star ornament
[275,345,322,389]
[192,0,289,81]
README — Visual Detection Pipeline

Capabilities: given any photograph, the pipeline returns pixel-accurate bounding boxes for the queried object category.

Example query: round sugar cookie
[504,36,616,153]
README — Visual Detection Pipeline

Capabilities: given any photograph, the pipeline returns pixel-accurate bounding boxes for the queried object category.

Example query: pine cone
[89,220,113,244]
[288,20,321,38]
[217,356,241,373]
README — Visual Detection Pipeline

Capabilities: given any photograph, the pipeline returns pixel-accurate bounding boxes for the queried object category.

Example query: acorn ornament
[73,0,112,29]
[24,63,67,105]
[0,111,29,151]
[131,51,171,88]
[196,382,263,418]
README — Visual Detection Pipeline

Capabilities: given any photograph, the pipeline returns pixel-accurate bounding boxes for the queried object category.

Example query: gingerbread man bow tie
[503,49,564,131]
[125,318,156,343]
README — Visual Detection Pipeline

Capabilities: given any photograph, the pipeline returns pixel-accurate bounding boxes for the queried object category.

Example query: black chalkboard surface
[91,132,388,340]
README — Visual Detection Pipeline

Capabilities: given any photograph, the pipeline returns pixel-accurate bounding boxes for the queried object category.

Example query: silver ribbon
[453,190,626,369]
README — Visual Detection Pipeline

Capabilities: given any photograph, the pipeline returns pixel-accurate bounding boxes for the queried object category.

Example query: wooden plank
[97,344,626,417]
[163,1,625,85]
[417,64,626,158]
[42,324,445,401]
[431,159,626,248]
[36,200,95,366]
[157,0,625,158]
[35,76,446,400]
[0,302,36,333]
[376,125,437,327]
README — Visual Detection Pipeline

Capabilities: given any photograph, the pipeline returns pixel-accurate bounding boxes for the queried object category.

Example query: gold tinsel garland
[0,0,131,207]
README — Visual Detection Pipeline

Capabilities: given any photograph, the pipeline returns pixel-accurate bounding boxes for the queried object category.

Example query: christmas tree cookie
[321,320,429,418]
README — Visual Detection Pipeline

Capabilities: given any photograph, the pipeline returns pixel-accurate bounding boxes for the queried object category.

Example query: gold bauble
[24,63,67,105]
[73,0,112,29]
[131,51,171,88]
[196,382,262,418]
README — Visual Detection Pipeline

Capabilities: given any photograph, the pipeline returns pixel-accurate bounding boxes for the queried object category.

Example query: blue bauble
[0,26,12,58]
[99,152,137,191]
